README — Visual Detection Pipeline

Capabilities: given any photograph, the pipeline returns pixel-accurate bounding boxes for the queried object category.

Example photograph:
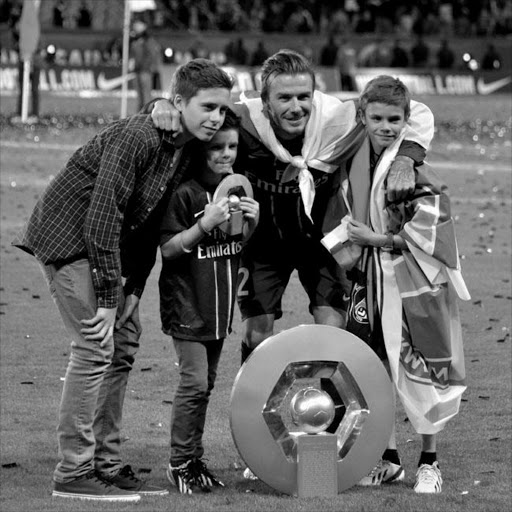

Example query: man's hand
[151,99,181,133]
[116,294,141,332]
[385,155,415,204]
[80,307,117,347]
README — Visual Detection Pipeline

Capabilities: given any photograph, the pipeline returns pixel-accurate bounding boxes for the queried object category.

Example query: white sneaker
[358,459,405,486]
[414,462,442,493]
[243,468,258,480]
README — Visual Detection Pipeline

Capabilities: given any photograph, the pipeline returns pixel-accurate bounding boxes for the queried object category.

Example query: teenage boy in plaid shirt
[13,59,233,502]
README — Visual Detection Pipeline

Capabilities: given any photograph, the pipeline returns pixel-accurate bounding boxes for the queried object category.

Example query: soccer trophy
[212,174,253,236]
[230,325,394,497]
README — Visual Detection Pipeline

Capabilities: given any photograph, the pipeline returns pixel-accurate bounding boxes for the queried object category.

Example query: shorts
[237,234,351,321]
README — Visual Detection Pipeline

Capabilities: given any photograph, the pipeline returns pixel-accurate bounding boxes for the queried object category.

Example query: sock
[382,449,401,466]
[241,342,253,364]
[418,451,438,467]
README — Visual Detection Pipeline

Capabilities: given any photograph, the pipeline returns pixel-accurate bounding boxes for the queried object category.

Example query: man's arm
[141,98,181,133]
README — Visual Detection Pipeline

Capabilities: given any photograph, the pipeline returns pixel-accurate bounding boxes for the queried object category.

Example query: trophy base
[297,433,338,497]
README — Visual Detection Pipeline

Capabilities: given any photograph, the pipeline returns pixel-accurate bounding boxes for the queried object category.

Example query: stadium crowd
[159,0,512,37]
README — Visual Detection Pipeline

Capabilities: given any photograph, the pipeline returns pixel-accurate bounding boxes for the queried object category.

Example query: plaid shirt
[13,114,189,308]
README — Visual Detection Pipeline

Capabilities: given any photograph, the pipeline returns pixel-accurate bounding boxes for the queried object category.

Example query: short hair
[260,49,316,102]
[218,107,240,132]
[358,75,411,119]
[169,58,233,101]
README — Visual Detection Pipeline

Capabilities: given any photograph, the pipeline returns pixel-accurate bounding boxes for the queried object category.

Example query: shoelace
[90,471,115,488]
[417,465,440,484]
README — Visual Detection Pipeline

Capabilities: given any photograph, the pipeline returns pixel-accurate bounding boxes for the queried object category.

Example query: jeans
[170,338,224,466]
[41,259,141,483]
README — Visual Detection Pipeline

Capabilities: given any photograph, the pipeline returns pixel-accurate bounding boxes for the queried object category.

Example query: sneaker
[193,458,224,488]
[243,467,259,481]
[166,460,204,494]
[414,462,442,493]
[103,464,168,495]
[358,459,405,486]
[52,470,140,501]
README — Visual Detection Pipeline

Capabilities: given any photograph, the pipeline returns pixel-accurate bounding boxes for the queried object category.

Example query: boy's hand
[80,307,117,347]
[386,155,415,204]
[151,100,181,133]
[347,219,375,246]
[116,294,141,332]
[203,198,230,231]
[239,197,259,225]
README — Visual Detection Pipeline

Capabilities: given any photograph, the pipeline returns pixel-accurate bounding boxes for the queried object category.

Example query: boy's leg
[170,339,211,466]
[193,338,224,461]
[93,290,142,476]
[41,260,114,483]
[415,434,442,493]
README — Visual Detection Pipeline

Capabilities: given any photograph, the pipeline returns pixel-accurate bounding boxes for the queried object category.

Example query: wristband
[198,217,211,236]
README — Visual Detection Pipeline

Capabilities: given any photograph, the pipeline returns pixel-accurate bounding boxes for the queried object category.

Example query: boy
[342,76,469,493]
[12,59,233,501]
[159,110,259,494]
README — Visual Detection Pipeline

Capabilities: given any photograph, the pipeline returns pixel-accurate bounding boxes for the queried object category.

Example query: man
[149,50,435,369]
[12,59,233,501]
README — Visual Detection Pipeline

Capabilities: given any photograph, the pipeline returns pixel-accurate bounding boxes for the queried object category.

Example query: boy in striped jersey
[159,109,259,494]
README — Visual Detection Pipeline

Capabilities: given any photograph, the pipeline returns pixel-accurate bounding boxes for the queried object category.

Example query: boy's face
[204,128,239,175]
[263,73,314,141]
[176,88,231,142]
[361,102,407,154]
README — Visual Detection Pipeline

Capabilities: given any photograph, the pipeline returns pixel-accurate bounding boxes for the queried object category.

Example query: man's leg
[312,305,346,328]
[241,314,275,364]
[93,291,141,476]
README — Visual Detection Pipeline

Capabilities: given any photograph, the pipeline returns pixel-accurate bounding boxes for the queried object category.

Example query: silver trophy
[230,325,394,496]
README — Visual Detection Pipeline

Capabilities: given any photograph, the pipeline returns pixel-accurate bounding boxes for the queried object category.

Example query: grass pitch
[0,92,511,512]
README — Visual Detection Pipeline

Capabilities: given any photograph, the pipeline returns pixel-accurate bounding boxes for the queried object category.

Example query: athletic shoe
[103,464,168,495]
[358,459,405,486]
[243,467,259,480]
[52,470,140,501]
[193,458,225,488]
[414,462,443,493]
[166,460,204,494]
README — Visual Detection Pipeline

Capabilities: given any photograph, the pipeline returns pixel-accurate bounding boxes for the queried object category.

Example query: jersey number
[237,267,249,297]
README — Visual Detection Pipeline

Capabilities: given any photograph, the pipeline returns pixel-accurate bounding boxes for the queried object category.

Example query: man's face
[361,102,407,154]
[176,88,231,142]
[264,73,314,140]
[204,128,239,175]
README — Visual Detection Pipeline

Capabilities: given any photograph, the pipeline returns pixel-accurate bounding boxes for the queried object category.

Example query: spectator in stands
[390,39,410,68]
[319,35,340,67]
[285,5,315,33]
[481,43,502,70]
[224,37,249,66]
[354,9,376,33]
[327,7,352,35]
[216,0,250,31]
[411,35,430,68]
[439,1,454,36]
[250,40,269,67]
[337,37,357,91]
[436,39,456,69]
[261,2,285,32]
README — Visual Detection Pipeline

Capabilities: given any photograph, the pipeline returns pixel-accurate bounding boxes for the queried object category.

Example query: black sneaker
[193,458,225,488]
[103,465,169,496]
[52,470,140,501]
[166,460,206,494]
